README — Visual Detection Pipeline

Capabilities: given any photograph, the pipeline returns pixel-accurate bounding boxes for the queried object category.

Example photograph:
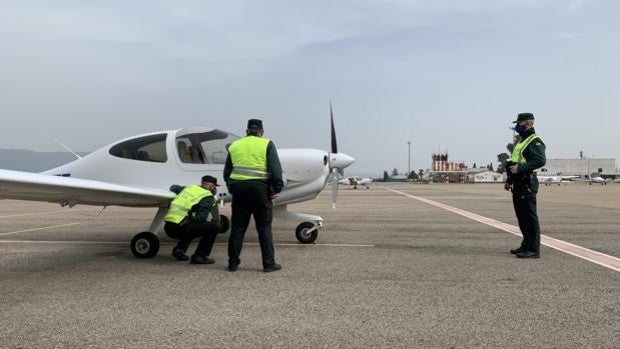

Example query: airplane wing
[0,169,175,207]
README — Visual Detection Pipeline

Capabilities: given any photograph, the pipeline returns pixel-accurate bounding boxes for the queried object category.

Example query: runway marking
[383,187,620,272]
[0,208,98,219]
[0,240,121,244]
[0,240,374,248]
[0,223,81,236]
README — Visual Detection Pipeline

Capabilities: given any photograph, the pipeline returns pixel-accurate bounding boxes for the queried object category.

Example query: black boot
[516,251,540,259]
[510,247,525,255]
[263,263,282,273]
[190,255,215,264]
[172,248,189,261]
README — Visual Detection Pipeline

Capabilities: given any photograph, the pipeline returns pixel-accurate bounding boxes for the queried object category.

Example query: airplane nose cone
[330,152,355,169]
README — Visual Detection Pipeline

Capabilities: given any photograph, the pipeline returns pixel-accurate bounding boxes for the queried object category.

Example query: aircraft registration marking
[384,187,620,272]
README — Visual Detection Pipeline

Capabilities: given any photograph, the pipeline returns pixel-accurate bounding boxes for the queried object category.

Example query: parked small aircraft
[538,176,562,186]
[589,176,610,185]
[339,176,372,189]
[0,108,354,258]
[538,175,579,186]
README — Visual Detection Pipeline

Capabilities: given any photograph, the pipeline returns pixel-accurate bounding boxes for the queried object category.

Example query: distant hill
[0,149,89,173]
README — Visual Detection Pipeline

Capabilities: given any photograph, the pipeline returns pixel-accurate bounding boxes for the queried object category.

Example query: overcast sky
[1,0,618,176]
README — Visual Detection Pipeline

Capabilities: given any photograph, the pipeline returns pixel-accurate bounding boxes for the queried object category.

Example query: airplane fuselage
[43,128,351,207]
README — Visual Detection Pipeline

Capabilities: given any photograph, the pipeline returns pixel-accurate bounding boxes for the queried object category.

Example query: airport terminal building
[541,159,617,178]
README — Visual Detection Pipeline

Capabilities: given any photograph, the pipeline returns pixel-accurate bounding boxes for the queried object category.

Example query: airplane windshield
[175,127,239,164]
[109,133,168,163]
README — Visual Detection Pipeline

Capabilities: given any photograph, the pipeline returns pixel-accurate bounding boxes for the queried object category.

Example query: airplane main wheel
[219,215,230,234]
[296,222,318,244]
[131,232,160,258]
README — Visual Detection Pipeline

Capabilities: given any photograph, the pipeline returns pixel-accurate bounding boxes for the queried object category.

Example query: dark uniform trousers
[511,182,541,253]
[164,221,219,257]
[228,181,275,268]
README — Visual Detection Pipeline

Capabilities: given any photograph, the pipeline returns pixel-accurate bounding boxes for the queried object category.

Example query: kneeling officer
[164,175,222,264]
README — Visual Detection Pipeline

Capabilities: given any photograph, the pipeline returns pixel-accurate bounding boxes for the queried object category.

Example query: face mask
[514,124,527,133]
[211,188,217,195]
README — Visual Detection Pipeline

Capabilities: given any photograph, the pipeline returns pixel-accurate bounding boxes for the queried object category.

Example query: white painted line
[383,187,620,272]
[267,243,375,248]
[0,240,374,248]
[0,240,122,244]
[0,208,98,219]
[0,223,81,236]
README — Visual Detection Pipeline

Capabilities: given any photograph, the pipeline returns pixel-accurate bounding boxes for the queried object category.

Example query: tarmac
[0,182,618,348]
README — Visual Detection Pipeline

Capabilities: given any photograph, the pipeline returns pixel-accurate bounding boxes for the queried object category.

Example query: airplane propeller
[327,102,355,208]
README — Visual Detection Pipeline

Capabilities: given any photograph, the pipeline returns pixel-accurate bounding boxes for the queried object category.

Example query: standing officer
[224,118,284,272]
[164,175,222,264]
[504,113,546,259]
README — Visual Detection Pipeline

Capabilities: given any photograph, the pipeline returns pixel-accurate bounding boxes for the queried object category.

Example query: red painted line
[384,187,620,272]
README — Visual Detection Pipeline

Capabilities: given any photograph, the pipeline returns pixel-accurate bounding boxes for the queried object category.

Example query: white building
[542,159,616,177]
[472,170,504,183]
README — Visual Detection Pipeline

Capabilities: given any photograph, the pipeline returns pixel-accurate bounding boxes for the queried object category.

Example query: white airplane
[538,176,562,186]
[589,176,610,185]
[0,112,355,258]
[339,176,372,189]
[538,175,579,186]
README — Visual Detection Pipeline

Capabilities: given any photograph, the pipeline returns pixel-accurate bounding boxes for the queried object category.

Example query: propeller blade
[331,168,338,209]
[330,101,338,154]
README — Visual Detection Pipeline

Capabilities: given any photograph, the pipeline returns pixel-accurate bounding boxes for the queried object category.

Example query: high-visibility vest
[164,184,214,224]
[511,133,541,164]
[229,136,270,180]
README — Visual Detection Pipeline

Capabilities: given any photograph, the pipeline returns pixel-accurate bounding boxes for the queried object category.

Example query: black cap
[512,112,535,123]
[247,118,263,129]
[201,175,220,186]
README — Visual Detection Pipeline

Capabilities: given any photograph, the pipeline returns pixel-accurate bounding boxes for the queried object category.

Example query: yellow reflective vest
[164,185,214,224]
[511,134,540,164]
[228,136,270,180]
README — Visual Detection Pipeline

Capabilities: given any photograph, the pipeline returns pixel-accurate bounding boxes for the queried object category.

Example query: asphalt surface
[0,182,618,348]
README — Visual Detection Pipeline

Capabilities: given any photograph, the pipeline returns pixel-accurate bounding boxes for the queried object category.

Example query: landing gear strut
[130,207,166,259]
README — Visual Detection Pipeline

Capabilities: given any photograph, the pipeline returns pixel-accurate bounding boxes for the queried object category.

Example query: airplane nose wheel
[295,222,318,244]
[130,232,160,258]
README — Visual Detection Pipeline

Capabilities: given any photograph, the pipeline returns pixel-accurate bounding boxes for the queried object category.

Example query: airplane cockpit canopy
[175,127,239,164]
[109,133,168,163]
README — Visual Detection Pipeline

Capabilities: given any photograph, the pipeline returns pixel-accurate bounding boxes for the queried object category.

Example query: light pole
[407,140,413,175]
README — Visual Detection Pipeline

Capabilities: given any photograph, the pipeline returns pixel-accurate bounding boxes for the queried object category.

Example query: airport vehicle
[339,176,372,189]
[0,111,354,258]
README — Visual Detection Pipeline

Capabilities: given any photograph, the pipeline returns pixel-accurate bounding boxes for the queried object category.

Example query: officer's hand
[504,183,512,191]
[270,192,280,200]
[509,165,519,174]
